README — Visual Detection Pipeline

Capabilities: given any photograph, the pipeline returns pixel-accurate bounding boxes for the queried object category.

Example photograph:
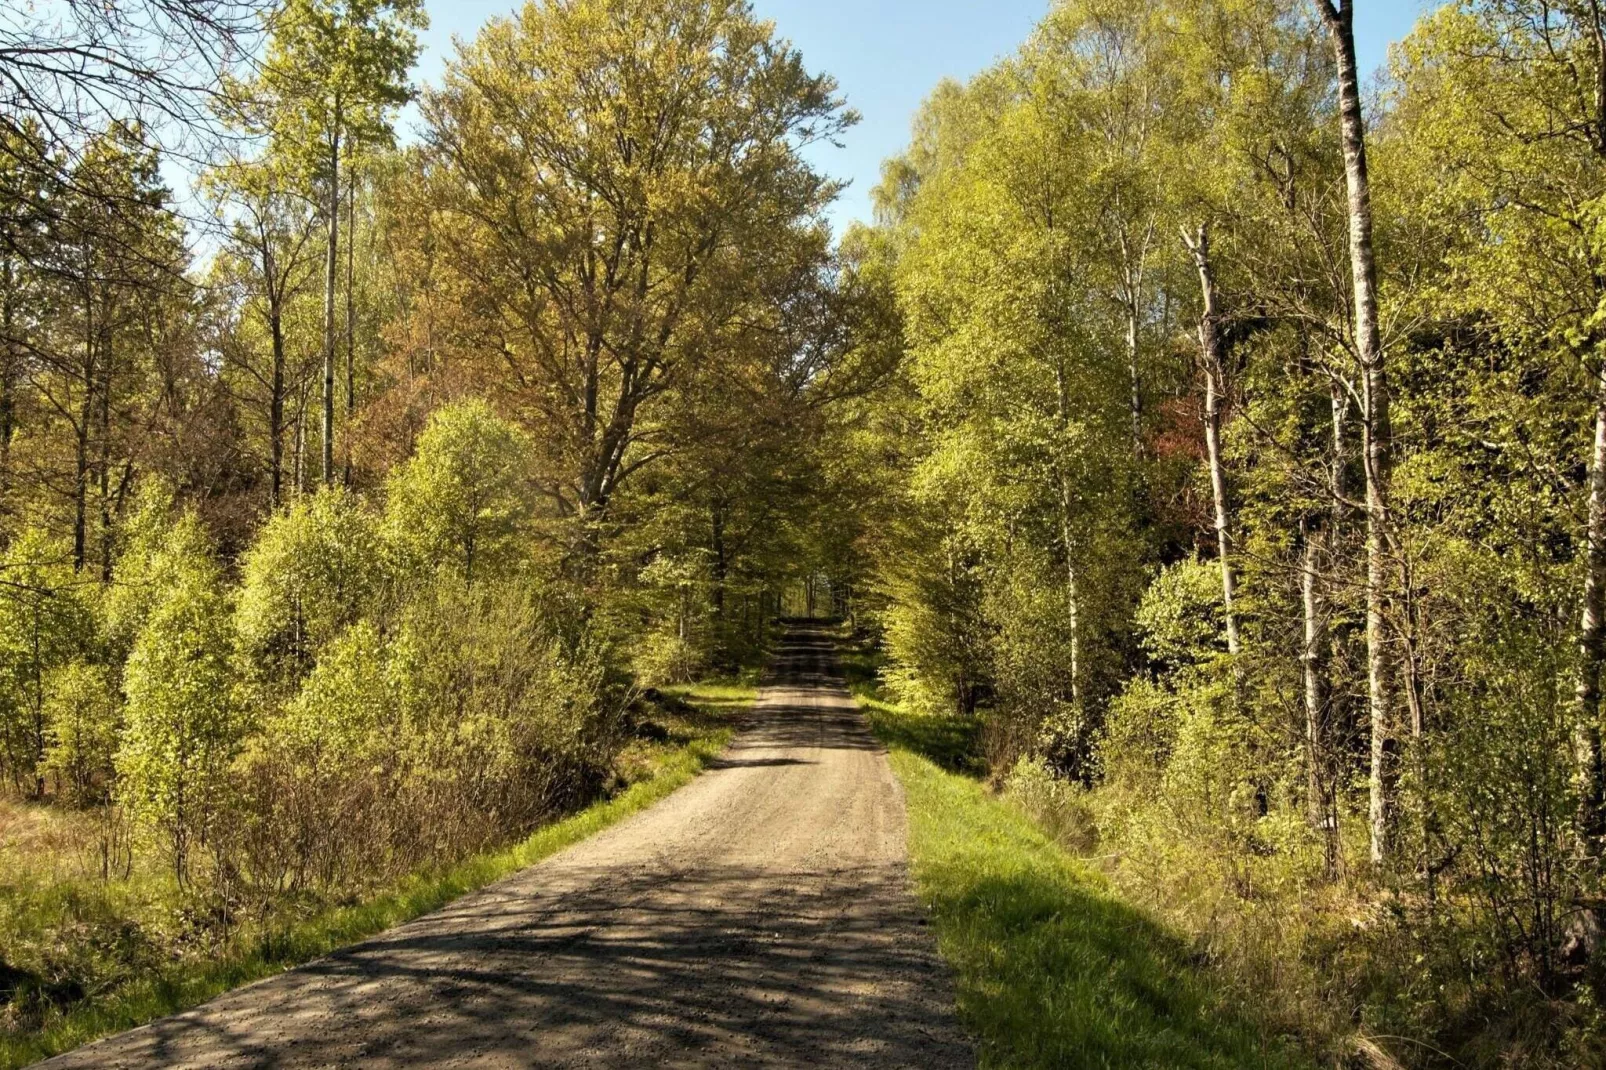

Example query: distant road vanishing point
[36,625,973,1068]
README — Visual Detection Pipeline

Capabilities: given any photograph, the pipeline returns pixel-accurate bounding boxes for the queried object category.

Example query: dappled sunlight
[36,861,960,1068]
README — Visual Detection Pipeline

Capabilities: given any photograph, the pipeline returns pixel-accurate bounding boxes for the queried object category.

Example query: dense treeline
[842,0,1606,1064]
[0,0,859,1037]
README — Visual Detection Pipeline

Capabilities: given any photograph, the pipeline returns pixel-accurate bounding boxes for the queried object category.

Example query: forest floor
[28,626,972,1068]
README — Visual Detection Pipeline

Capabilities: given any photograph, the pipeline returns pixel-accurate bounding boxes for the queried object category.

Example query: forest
[5,0,1606,1066]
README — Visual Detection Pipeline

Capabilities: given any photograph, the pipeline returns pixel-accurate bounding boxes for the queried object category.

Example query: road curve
[36,624,973,1068]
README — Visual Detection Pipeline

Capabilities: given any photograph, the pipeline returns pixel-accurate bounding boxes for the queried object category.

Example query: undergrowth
[848,652,1313,1069]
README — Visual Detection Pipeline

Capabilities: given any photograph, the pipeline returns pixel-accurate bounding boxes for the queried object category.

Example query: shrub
[232,620,397,900]
[383,400,535,587]
[385,576,617,854]
[1004,755,1099,854]
[0,531,97,796]
[115,514,240,881]
[1133,558,1227,674]
[234,488,382,689]
[40,662,120,807]
[100,481,182,661]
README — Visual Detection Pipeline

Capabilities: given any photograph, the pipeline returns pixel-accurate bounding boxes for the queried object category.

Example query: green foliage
[0,532,96,796]
[232,619,394,898]
[383,400,535,586]
[234,488,381,688]
[369,574,619,862]
[855,0,1606,1062]
[114,515,239,879]
[628,553,711,685]
[0,682,750,1070]
[100,483,187,661]
[1004,755,1099,855]
[876,524,989,718]
[420,0,852,519]
[40,662,120,807]
[1133,559,1228,673]
[871,697,1311,1069]
[282,620,390,756]
[253,0,426,177]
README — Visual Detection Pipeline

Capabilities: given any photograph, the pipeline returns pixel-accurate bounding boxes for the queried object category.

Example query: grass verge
[855,684,1313,1070]
[0,677,753,1070]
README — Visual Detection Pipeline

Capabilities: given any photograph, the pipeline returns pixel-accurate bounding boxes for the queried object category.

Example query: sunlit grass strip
[1,685,750,1070]
[862,694,1311,1070]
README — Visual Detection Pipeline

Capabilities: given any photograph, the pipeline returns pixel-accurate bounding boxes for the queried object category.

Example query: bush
[0,531,97,797]
[100,481,182,661]
[386,576,617,854]
[40,662,119,807]
[633,630,705,686]
[630,553,712,685]
[1004,755,1099,854]
[234,489,382,689]
[115,514,240,882]
[232,620,398,901]
[1133,558,1228,673]
[874,517,991,718]
[383,401,535,587]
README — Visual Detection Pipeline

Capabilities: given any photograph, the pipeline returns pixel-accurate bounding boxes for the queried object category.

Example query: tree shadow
[866,704,986,777]
[36,861,973,1069]
[937,863,1309,1069]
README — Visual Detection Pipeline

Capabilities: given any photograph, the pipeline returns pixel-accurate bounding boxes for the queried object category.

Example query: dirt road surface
[36,625,972,1068]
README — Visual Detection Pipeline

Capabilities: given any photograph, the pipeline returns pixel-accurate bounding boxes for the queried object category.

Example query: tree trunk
[1183,223,1240,656]
[1118,221,1152,457]
[1572,7,1606,861]
[711,500,728,651]
[1577,352,1606,853]
[1059,477,1083,710]
[0,255,17,520]
[29,612,43,798]
[1125,304,1142,456]
[97,302,113,582]
[269,297,287,508]
[1320,0,1395,867]
[344,162,356,487]
[1301,520,1338,874]
[73,279,93,571]
[1053,354,1083,709]
[322,119,340,488]
[294,377,308,496]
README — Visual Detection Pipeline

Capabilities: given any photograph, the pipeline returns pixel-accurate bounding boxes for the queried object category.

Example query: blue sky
[409,0,1430,236]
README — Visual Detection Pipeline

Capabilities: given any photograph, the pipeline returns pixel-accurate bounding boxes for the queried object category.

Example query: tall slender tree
[1318,0,1394,866]
[254,0,424,487]
[205,157,320,506]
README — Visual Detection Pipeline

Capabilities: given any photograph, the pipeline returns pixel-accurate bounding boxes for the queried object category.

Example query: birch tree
[1317,0,1395,866]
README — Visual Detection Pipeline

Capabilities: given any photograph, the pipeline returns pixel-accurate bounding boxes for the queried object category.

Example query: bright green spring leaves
[383,399,534,586]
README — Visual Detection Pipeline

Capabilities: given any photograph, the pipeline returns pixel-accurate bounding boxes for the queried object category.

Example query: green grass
[0,679,754,1070]
[860,692,1313,1070]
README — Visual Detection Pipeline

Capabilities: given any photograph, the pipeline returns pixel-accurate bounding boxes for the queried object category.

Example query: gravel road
[36,625,973,1068]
